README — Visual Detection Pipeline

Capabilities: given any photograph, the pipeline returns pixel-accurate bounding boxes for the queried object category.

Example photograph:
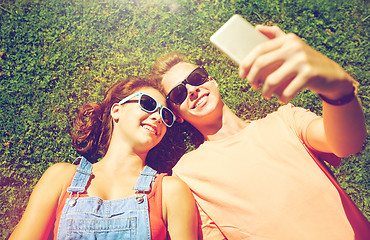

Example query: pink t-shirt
[173,104,370,240]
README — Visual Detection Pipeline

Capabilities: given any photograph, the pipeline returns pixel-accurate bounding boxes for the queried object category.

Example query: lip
[192,93,209,109]
[141,123,159,136]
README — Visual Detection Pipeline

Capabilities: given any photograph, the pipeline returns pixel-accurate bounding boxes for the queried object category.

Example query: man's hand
[239,25,355,104]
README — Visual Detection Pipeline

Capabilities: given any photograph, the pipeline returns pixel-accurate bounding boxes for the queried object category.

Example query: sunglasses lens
[162,108,174,126]
[168,84,187,105]
[187,68,208,86]
[140,94,174,127]
[140,95,157,112]
[167,67,209,105]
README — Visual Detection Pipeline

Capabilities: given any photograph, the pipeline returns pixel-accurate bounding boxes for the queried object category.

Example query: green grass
[1,0,369,238]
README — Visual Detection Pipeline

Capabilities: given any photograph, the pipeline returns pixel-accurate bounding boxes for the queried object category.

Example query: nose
[186,84,200,101]
[150,110,162,124]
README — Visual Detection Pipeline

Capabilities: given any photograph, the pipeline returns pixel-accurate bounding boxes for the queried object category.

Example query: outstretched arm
[239,25,366,157]
[9,163,75,240]
[162,176,199,239]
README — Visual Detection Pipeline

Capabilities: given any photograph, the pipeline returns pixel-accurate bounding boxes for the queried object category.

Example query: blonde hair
[150,51,189,84]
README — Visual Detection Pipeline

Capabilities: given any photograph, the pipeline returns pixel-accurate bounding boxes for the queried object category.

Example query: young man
[151,25,369,239]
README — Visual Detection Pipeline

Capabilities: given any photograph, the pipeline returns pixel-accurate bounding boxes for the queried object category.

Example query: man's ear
[175,114,184,123]
[111,103,120,122]
[209,76,218,88]
[169,104,185,123]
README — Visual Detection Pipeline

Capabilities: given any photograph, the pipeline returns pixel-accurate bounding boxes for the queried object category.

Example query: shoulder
[28,162,78,208]
[161,176,198,237]
[176,143,206,161]
[162,176,193,201]
[8,162,77,239]
[172,146,208,176]
[42,162,76,181]
[161,176,196,217]
[261,104,319,129]
[163,176,189,191]
[36,162,77,192]
[275,103,317,118]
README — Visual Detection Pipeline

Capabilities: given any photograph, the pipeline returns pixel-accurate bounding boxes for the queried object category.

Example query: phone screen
[210,15,268,65]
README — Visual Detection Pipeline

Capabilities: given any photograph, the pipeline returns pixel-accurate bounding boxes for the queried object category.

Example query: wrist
[319,86,356,106]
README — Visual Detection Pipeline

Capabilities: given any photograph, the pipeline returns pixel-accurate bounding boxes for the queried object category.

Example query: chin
[195,104,218,117]
[143,136,161,149]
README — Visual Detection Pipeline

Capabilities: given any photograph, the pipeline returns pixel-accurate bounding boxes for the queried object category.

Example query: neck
[95,139,147,176]
[193,104,249,141]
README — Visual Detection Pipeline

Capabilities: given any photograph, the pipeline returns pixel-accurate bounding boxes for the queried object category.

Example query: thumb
[255,25,286,39]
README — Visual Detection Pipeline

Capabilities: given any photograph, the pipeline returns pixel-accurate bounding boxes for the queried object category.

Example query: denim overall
[57,156,157,240]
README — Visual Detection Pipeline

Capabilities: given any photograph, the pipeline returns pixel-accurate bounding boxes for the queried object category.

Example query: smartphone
[210,14,269,65]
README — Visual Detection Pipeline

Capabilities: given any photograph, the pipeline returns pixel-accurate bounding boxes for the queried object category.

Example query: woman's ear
[111,103,120,121]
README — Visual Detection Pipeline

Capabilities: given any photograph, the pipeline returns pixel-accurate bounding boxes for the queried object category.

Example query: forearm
[322,94,366,157]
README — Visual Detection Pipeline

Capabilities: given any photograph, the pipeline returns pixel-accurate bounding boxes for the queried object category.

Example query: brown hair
[150,51,189,84]
[70,77,163,161]
[147,52,205,173]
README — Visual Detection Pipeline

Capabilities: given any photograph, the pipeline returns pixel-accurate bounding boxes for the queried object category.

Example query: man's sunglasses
[119,92,176,127]
[166,67,209,105]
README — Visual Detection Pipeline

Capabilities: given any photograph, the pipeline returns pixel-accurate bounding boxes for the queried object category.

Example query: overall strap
[133,166,157,192]
[67,156,92,193]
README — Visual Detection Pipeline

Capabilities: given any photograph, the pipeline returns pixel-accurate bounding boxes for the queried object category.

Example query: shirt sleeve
[276,104,341,167]
[275,103,320,149]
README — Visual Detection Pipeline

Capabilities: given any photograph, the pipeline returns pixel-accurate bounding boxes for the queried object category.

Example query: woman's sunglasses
[119,92,176,127]
[166,67,209,105]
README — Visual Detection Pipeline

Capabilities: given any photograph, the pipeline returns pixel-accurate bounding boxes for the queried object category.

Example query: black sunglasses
[119,92,176,127]
[166,67,209,105]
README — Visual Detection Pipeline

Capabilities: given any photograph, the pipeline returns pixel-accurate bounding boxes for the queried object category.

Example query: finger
[279,75,307,104]
[260,62,297,100]
[239,57,253,79]
[239,33,285,79]
[255,25,286,39]
[239,49,259,79]
[246,44,286,89]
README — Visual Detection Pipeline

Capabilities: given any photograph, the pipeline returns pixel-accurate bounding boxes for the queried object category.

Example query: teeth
[142,125,157,135]
[195,95,207,108]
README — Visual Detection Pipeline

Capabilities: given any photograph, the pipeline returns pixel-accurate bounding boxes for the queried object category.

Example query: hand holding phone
[210,15,268,65]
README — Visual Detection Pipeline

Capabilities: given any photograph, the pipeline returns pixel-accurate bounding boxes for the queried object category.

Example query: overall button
[68,198,77,207]
[136,194,144,204]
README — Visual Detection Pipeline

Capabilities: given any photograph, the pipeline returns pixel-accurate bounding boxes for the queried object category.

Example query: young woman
[9,77,198,239]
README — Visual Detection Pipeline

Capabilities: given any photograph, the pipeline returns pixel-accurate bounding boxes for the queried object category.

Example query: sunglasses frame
[166,66,209,105]
[119,92,176,127]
